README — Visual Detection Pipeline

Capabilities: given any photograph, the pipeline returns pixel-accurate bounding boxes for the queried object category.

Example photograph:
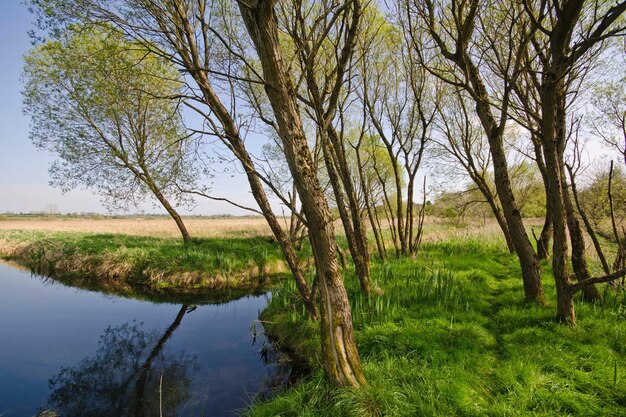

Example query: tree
[29,0,366,387]
[521,0,626,322]
[238,0,367,387]
[402,0,545,303]
[359,8,435,257]
[23,26,198,243]
[278,0,373,295]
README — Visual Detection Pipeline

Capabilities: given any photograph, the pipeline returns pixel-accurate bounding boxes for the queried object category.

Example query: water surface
[0,262,286,416]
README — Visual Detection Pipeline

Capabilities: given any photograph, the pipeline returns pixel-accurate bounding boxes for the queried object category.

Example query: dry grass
[0,216,275,238]
[0,215,545,243]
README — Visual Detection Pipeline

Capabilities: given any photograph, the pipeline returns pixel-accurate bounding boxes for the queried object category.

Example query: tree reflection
[43,305,196,417]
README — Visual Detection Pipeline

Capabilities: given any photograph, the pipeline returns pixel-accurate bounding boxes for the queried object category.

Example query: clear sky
[0,2,259,215]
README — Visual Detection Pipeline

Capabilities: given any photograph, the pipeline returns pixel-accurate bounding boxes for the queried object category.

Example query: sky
[0,2,260,215]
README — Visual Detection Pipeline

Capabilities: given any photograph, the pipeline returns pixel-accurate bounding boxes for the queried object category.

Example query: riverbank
[248,237,626,417]
[0,230,295,302]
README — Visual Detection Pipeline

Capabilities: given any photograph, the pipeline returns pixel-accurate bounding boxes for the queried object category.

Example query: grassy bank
[249,238,626,417]
[0,230,294,301]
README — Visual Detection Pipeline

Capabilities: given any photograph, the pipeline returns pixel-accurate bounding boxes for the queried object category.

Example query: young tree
[23,26,198,242]
[359,11,435,257]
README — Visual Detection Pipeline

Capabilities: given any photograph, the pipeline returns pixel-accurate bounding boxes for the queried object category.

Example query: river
[0,262,289,416]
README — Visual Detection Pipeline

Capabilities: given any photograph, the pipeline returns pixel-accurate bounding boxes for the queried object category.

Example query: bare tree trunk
[326,127,372,295]
[532,139,553,260]
[473,175,516,253]
[552,92,601,302]
[151,184,192,243]
[536,205,553,260]
[239,0,366,387]
[355,150,386,261]
[560,164,601,302]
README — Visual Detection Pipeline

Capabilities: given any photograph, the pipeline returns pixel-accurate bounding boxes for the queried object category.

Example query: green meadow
[249,237,626,417]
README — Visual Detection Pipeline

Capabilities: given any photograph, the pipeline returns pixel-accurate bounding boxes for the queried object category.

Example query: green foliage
[432,161,545,220]
[579,166,626,239]
[23,24,202,211]
[249,238,626,417]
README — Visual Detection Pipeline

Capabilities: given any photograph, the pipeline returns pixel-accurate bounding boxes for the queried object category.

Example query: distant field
[0,214,544,242]
[0,216,275,238]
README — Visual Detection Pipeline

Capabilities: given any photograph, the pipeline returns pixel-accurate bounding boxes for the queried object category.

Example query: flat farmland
[0,216,275,238]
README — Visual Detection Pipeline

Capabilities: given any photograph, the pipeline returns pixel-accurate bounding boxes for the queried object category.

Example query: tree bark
[462,58,545,303]
[321,134,371,295]
[239,0,366,388]
[540,73,576,323]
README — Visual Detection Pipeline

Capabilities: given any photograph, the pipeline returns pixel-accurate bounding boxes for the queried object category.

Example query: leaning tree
[23,26,199,242]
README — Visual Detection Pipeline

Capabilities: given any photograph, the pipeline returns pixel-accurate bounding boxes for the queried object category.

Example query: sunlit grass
[249,236,626,417]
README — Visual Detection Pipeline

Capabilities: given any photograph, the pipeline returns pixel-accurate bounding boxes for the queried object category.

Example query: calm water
[0,262,289,417]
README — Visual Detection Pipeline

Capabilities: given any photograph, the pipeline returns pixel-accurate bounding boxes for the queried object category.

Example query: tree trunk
[541,76,575,323]
[356,151,386,261]
[490,136,545,303]
[554,91,600,303]
[532,138,552,260]
[463,60,544,303]
[239,0,366,387]
[561,167,601,302]
[537,206,552,260]
[327,127,372,295]
[152,187,192,244]
[569,166,612,276]
[131,161,192,244]
[322,134,371,295]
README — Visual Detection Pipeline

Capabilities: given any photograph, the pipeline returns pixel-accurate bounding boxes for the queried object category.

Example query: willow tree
[358,9,435,257]
[402,0,545,303]
[29,0,366,387]
[275,0,373,295]
[23,26,198,242]
[521,0,626,323]
[239,0,367,387]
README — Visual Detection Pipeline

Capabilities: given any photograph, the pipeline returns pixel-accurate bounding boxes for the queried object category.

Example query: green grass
[0,230,297,302]
[249,237,626,417]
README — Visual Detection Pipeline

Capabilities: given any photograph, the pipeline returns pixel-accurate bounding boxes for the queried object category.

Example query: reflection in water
[42,306,197,417]
[0,263,294,417]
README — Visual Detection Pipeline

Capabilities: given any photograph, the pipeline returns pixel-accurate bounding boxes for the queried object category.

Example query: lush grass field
[249,238,626,417]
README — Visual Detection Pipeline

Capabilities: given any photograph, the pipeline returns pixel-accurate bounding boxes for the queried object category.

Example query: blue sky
[0,2,258,215]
